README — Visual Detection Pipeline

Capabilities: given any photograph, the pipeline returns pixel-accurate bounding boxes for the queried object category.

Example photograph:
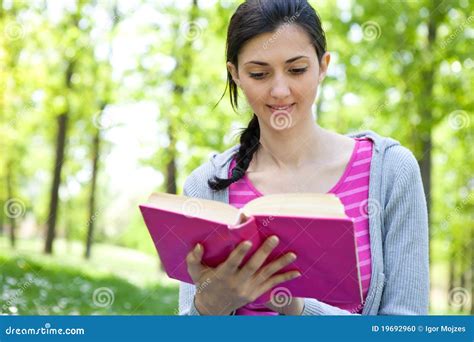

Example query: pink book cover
[139,203,362,311]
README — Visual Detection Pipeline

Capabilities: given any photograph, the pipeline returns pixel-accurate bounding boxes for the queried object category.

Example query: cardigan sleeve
[179,281,202,315]
[377,146,429,314]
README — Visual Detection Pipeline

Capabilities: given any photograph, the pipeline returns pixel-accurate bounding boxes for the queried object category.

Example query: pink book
[139,192,362,311]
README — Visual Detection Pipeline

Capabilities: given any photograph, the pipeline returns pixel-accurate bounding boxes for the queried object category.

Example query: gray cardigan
[178,130,429,315]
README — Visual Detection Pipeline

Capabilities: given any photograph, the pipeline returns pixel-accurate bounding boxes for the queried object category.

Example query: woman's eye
[290,67,308,74]
[249,72,266,79]
[248,68,307,79]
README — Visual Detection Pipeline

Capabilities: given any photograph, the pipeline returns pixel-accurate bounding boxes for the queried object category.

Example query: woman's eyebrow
[244,55,309,66]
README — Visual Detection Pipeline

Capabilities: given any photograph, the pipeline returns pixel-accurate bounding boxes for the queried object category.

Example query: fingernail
[195,244,202,252]
[269,236,279,245]
[243,241,252,248]
[289,253,297,260]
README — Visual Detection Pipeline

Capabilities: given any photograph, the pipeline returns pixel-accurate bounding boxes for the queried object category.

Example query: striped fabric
[228,138,373,315]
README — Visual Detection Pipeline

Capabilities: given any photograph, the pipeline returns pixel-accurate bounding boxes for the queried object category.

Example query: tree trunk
[418,135,432,216]
[166,123,177,194]
[447,244,456,312]
[417,1,442,311]
[44,48,75,254]
[85,122,101,259]
[44,112,68,254]
[165,0,199,194]
[418,3,438,225]
[460,252,466,313]
[83,3,119,258]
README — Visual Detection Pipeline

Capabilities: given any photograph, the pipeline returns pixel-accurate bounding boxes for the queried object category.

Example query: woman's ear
[227,62,241,87]
[318,52,331,82]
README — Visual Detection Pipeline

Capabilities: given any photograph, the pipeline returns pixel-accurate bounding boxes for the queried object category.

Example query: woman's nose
[270,75,291,99]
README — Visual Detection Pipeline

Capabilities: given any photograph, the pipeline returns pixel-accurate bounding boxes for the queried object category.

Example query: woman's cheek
[302,77,319,103]
[243,85,265,110]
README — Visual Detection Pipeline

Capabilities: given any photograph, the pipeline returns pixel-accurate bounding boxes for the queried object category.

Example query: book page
[146,192,239,225]
[242,193,347,218]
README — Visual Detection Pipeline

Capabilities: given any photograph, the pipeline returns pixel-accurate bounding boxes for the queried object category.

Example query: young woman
[179,0,429,315]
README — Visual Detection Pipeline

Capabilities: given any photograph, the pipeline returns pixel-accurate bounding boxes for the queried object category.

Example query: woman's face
[228,24,330,131]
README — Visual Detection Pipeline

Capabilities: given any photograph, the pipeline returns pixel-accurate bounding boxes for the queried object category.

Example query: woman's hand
[186,235,300,315]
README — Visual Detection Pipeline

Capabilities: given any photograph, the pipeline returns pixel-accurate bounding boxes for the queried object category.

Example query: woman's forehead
[238,24,316,65]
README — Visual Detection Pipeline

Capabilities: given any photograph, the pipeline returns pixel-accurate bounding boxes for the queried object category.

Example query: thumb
[186,243,205,281]
[193,243,204,260]
[234,210,249,225]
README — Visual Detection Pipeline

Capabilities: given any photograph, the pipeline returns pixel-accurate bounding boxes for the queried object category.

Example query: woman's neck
[255,117,329,171]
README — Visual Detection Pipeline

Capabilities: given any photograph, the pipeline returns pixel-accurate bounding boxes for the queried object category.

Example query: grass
[0,236,179,315]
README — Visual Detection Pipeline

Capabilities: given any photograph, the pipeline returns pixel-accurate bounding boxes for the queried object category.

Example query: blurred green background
[0,0,472,315]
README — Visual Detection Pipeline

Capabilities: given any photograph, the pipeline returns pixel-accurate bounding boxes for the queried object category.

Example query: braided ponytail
[208,114,260,191]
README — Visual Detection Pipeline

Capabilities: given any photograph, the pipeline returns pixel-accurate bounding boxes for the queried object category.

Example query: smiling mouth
[266,103,295,112]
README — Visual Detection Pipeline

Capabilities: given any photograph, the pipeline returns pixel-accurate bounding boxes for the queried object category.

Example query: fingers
[238,236,279,279]
[259,270,301,294]
[186,243,205,281]
[218,240,252,275]
[254,252,297,283]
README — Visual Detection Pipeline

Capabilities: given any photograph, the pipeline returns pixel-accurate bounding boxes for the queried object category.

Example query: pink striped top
[229,138,373,315]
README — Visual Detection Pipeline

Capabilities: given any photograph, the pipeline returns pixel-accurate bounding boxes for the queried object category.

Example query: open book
[139,192,362,311]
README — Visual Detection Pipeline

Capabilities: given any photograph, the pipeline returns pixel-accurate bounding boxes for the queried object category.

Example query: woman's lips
[267,103,295,113]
